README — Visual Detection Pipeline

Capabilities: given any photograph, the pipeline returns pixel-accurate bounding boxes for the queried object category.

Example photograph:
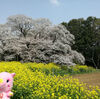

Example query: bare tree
[7,15,34,37]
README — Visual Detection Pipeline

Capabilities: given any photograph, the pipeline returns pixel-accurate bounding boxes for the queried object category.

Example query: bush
[0,62,100,99]
[61,65,96,74]
[23,63,67,76]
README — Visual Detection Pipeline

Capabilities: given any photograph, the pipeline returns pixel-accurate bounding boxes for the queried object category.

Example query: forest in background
[62,16,100,69]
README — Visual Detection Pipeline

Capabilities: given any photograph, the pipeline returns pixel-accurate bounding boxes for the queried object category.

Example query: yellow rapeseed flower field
[0,62,100,99]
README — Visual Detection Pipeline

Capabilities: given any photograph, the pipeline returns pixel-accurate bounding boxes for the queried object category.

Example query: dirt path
[72,72,100,88]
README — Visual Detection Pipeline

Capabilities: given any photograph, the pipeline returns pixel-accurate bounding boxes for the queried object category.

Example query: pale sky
[0,0,100,24]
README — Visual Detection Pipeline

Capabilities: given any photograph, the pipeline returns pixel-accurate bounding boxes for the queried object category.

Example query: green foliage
[23,63,96,75]
[23,63,67,76]
[60,65,96,75]
[62,16,100,69]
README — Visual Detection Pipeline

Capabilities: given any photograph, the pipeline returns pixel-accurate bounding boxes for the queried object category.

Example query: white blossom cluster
[0,15,85,66]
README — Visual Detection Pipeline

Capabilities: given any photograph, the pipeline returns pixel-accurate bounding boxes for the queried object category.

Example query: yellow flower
[0,62,99,99]
[0,78,3,83]
[9,92,13,96]
[52,93,54,96]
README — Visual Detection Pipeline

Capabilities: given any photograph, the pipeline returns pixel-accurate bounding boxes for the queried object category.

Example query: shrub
[23,63,67,76]
[61,65,96,74]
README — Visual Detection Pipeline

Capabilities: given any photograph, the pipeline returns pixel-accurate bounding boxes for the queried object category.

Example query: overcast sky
[0,0,100,24]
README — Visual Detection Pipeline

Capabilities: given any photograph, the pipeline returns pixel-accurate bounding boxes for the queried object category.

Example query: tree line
[62,16,100,69]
